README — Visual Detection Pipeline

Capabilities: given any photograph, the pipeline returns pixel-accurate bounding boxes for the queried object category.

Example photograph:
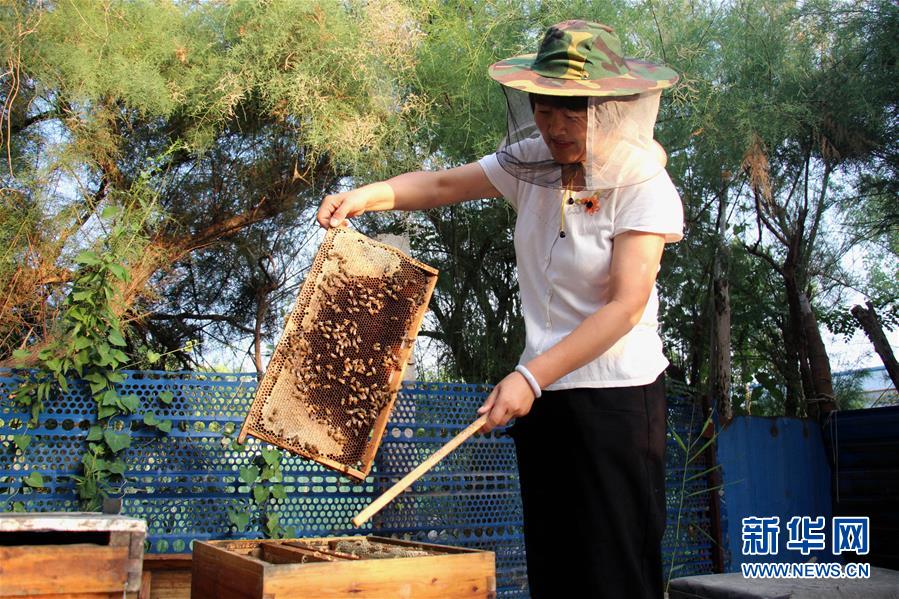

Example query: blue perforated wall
[1,370,715,597]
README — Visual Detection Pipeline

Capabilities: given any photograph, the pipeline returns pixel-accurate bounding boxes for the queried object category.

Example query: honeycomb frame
[238,227,438,481]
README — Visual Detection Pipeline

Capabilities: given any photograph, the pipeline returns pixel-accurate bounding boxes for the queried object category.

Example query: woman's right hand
[317,190,370,229]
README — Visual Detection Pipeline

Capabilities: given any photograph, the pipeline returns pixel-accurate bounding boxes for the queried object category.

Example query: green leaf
[87,425,103,441]
[101,205,121,219]
[143,412,159,426]
[98,405,118,419]
[68,307,87,322]
[56,373,69,394]
[261,446,281,467]
[271,484,287,500]
[253,486,270,504]
[103,430,131,453]
[106,372,125,384]
[686,464,724,483]
[75,251,101,266]
[71,290,93,302]
[108,329,127,347]
[24,472,45,488]
[239,466,259,485]
[12,349,30,361]
[228,510,250,532]
[12,501,25,512]
[147,350,161,364]
[13,434,31,451]
[107,263,130,282]
[265,513,280,534]
[158,390,174,405]
[157,420,172,433]
[97,343,111,362]
[101,389,119,406]
[284,526,296,539]
[45,358,61,371]
[669,427,687,453]
[107,460,127,475]
[85,371,106,384]
[120,394,140,413]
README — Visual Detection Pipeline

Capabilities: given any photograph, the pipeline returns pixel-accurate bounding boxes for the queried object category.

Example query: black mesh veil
[495,87,665,191]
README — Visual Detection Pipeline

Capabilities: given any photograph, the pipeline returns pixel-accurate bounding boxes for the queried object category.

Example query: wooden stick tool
[352,414,489,527]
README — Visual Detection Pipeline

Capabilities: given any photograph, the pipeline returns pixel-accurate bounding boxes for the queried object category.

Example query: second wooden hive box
[191,536,495,598]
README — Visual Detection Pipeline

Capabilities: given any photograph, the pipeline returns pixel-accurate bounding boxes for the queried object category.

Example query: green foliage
[231,445,294,539]
[142,412,173,433]
[7,195,164,509]
[23,471,44,488]
[665,399,726,588]
[12,433,31,451]
[14,0,428,167]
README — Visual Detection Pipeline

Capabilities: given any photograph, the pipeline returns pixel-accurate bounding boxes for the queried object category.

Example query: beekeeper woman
[318,20,682,598]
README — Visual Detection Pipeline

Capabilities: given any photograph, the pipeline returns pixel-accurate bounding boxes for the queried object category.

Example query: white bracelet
[515,365,542,398]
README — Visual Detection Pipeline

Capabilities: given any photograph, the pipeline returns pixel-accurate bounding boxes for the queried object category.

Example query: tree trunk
[780,343,804,417]
[781,268,807,416]
[709,193,733,422]
[799,292,836,418]
[851,302,899,392]
[688,304,707,390]
[253,289,269,378]
[710,271,732,422]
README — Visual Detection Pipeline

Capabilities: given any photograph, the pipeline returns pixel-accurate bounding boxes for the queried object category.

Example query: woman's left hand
[477,370,536,433]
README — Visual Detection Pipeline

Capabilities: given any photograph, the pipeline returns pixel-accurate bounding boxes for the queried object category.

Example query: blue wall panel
[823,405,899,570]
[717,416,833,570]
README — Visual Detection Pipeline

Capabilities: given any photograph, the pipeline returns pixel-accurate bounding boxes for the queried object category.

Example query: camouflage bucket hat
[489,20,678,96]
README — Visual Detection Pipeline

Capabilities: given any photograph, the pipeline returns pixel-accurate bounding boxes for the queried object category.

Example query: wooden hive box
[139,553,192,599]
[191,536,496,598]
[0,512,145,598]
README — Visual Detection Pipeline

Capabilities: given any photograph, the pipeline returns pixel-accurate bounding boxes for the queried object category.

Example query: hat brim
[488,53,678,97]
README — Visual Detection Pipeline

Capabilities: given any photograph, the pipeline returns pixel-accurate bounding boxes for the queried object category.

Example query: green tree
[653,0,896,417]
[1,0,428,367]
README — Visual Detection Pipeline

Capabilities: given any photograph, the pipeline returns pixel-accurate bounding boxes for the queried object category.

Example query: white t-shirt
[478,149,684,390]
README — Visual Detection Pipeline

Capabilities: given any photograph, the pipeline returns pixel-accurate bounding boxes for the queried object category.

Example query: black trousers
[509,375,667,599]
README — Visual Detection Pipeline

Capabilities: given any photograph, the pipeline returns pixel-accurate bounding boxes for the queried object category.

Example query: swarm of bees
[331,539,432,560]
[272,262,430,462]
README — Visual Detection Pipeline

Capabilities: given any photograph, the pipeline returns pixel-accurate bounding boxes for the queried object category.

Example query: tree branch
[148,312,255,335]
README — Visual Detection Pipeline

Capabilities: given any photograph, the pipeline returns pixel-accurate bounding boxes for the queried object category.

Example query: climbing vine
[228,444,295,539]
[8,196,172,510]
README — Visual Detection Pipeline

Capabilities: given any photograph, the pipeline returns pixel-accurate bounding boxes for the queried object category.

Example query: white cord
[515,365,542,398]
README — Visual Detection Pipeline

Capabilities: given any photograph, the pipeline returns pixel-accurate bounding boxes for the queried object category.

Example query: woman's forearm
[385,165,500,211]
[524,299,642,388]
[337,172,441,213]
[318,163,499,228]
